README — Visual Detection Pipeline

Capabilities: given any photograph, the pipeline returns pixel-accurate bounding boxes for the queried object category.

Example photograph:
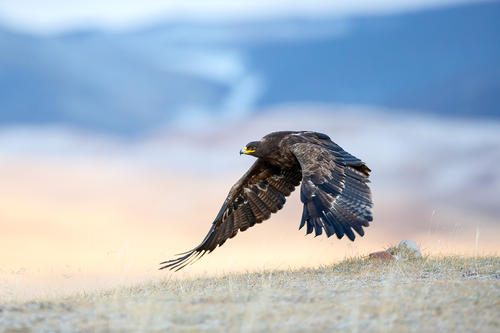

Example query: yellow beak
[240,146,256,155]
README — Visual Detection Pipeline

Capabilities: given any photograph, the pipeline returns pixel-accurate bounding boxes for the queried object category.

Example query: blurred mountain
[0,1,499,135]
[249,4,500,116]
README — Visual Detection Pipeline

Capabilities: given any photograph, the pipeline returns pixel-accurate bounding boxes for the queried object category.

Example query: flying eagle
[160,131,372,271]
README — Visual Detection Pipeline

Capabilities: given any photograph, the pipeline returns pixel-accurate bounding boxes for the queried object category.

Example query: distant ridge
[0,1,499,135]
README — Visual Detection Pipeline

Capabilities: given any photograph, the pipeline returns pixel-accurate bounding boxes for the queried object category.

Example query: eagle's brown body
[160,131,373,271]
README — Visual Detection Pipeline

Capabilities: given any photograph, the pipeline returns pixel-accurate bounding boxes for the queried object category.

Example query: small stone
[369,251,395,260]
[390,240,422,260]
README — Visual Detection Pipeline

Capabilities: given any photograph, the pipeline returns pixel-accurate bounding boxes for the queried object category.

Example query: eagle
[160,131,372,271]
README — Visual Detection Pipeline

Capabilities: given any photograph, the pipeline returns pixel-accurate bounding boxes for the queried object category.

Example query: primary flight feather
[160,131,373,271]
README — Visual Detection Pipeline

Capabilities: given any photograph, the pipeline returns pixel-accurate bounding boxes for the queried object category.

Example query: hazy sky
[1,108,499,300]
[0,0,481,34]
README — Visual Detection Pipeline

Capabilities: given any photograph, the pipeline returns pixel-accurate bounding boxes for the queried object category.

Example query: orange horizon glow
[1,156,498,301]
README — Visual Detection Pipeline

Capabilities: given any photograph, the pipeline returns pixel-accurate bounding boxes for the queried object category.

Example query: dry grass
[1,256,499,332]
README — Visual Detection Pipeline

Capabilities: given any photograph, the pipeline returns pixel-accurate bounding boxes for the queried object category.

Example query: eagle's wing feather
[288,133,372,241]
[160,159,301,270]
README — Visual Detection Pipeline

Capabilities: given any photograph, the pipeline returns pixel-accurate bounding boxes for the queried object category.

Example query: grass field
[1,256,499,332]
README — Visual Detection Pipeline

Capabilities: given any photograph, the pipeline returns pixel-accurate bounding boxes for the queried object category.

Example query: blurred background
[1,0,499,300]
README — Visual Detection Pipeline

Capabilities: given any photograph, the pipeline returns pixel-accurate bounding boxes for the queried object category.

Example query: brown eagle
[160,131,372,271]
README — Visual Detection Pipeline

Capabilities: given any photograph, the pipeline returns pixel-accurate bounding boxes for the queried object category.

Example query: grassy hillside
[1,256,498,332]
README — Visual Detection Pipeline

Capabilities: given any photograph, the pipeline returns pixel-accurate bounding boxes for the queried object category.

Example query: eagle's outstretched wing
[160,159,302,271]
[287,133,372,240]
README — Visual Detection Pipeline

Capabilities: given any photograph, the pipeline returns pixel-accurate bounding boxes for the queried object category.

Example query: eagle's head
[240,141,261,157]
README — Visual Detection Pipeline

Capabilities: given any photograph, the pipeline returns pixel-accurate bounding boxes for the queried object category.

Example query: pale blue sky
[0,0,480,34]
